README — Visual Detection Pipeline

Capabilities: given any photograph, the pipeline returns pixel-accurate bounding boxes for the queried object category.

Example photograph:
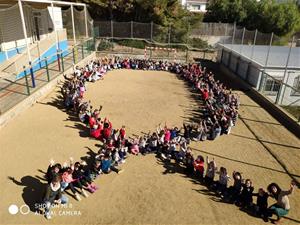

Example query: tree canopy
[80,0,201,26]
[204,0,300,36]
[74,0,202,44]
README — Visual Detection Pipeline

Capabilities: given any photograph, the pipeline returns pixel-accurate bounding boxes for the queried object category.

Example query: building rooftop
[219,44,300,69]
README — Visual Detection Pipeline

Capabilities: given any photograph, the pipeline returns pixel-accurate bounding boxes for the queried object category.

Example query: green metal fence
[0,39,95,115]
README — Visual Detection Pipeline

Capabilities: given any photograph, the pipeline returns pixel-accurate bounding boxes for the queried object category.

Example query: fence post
[225,23,228,36]
[93,37,96,51]
[250,29,258,61]
[23,66,30,95]
[45,57,50,81]
[186,20,190,46]
[240,27,246,53]
[29,62,36,88]
[61,52,65,72]
[15,40,19,54]
[185,21,190,62]
[86,40,90,55]
[131,21,133,39]
[57,52,61,72]
[37,41,41,68]
[258,70,266,92]
[168,24,171,57]
[232,22,236,45]
[72,47,75,64]
[259,32,274,91]
[276,36,294,105]
[81,44,84,59]
[111,20,114,51]
[111,20,114,39]
[264,32,273,68]
[98,23,101,37]
[185,48,189,63]
[150,21,153,41]
[130,21,134,52]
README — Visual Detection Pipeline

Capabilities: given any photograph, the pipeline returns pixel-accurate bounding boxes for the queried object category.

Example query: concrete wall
[0,52,96,130]
[218,48,261,88]
[237,59,248,80]
[229,54,238,71]
[220,63,300,138]
[247,64,261,89]
[221,50,230,66]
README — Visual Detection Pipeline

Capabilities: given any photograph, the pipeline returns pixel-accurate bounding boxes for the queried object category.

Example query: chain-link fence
[0,4,34,48]
[190,23,234,37]
[62,6,93,43]
[93,21,220,62]
[223,24,288,46]
[0,3,93,64]
[94,21,236,44]
[94,21,193,47]
[93,21,295,51]
[94,21,154,40]
[218,32,300,121]
[0,2,94,84]
[0,1,96,117]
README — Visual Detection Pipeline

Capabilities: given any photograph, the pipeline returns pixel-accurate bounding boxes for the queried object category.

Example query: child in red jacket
[193,155,205,181]
[102,118,112,141]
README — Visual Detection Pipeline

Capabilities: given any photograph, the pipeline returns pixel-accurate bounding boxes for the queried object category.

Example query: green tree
[241,0,259,30]
[269,2,300,36]
[204,0,300,36]
[204,0,247,23]
[76,0,202,43]
[82,0,134,20]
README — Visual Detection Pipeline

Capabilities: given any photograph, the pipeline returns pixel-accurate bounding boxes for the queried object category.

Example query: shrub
[114,39,146,49]
[97,40,113,51]
[189,38,210,49]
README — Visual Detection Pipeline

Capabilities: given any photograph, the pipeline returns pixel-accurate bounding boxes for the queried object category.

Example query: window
[191,4,201,10]
[291,76,300,96]
[264,77,281,95]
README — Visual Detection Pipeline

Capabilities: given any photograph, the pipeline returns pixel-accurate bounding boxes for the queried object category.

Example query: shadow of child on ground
[155,155,298,224]
[8,176,46,212]
[156,157,186,175]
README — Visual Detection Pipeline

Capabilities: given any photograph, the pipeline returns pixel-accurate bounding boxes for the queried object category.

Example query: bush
[97,40,113,51]
[189,38,210,49]
[114,39,146,49]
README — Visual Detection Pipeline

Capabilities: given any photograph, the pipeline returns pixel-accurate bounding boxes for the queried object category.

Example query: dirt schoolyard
[0,69,299,225]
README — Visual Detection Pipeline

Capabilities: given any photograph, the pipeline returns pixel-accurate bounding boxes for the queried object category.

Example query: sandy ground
[0,69,299,225]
